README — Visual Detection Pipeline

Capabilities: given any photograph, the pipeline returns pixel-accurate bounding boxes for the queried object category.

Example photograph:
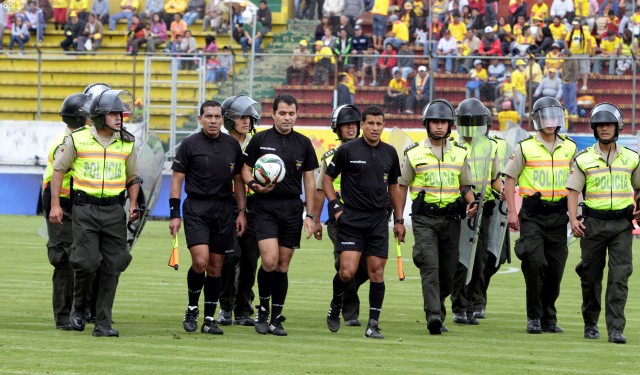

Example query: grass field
[1,215,640,374]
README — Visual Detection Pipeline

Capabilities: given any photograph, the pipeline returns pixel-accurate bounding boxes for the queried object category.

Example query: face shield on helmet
[454,98,486,138]
[221,95,262,133]
[532,106,565,131]
[83,83,112,99]
[483,106,492,134]
[60,93,90,129]
[331,104,362,140]
[89,90,133,130]
[421,99,455,140]
[590,102,624,144]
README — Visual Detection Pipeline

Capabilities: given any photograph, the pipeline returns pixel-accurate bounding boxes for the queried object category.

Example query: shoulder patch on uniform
[71,126,86,134]
[575,148,589,158]
[620,145,639,155]
[404,142,419,155]
[321,148,336,160]
[517,135,534,144]
[121,129,135,142]
[453,141,467,150]
[560,134,577,145]
[493,135,504,140]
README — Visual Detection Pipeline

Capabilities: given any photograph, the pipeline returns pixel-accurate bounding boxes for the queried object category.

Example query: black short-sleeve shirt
[326,137,400,210]
[171,130,243,199]
[244,127,319,198]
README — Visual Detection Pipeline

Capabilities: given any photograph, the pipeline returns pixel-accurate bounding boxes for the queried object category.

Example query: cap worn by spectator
[515,59,526,66]
[389,14,398,23]
[299,39,308,46]
[548,68,557,73]
[444,29,451,35]
[551,43,560,49]
[314,40,324,46]
[70,11,78,17]
[505,71,512,77]
[354,25,362,30]
[571,19,580,26]
[474,59,482,66]
[418,65,427,72]
[484,26,494,34]
[404,2,413,9]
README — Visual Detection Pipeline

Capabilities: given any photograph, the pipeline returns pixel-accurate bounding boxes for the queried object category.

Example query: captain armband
[169,198,181,219]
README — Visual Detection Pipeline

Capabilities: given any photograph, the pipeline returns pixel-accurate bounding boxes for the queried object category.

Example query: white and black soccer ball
[253,154,286,185]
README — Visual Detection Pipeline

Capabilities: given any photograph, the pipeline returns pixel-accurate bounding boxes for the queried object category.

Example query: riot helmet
[590,102,623,144]
[89,90,132,131]
[483,105,492,135]
[331,104,362,140]
[60,93,90,129]
[455,98,486,137]
[221,95,262,133]
[531,96,564,132]
[421,99,455,140]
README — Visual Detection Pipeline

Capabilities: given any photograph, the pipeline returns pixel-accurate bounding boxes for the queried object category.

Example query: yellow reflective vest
[519,135,576,202]
[322,146,342,197]
[575,144,639,211]
[43,131,76,199]
[71,127,134,198]
[405,141,468,208]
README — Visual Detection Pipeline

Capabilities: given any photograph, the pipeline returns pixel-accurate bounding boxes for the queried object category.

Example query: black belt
[582,205,633,221]
[187,194,229,201]
[523,196,567,215]
[74,191,125,206]
[416,202,463,220]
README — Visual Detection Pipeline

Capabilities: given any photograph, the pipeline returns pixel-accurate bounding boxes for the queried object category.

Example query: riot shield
[459,134,493,284]
[487,122,530,266]
[386,127,415,163]
[126,130,165,251]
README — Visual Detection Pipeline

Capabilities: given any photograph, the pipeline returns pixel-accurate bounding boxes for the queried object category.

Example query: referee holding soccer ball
[241,94,319,336]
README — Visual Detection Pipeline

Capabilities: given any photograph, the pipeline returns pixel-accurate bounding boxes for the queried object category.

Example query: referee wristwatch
[306,213,315,220]
[394,218,404,225]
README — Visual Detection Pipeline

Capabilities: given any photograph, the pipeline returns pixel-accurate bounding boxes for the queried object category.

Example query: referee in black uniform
[241,94,319,336]
[324,105,406,339]
[169,100,247,335]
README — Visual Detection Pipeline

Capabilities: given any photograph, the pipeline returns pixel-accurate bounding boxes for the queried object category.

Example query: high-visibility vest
[43,131,75,198]
[575,144,639,211]
[405,142,468,208]
[322,145,342,197]
[71,127,134,198]
[518,135,576,202]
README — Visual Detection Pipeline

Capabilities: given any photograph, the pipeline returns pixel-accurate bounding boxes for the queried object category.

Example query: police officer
[472,105,509,320]
[505,97,576,334]
[313,104,369,327]
[241,94,319,336]
[450,98,502,326]
[42,93,90,330]
[218,95,262,327]
[567,103,640,344]
[170,100,247,335]
[324,105,406,339]
[399,99,477,335]
[49,89,140,337]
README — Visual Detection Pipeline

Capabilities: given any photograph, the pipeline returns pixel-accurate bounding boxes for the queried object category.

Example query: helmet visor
[456,115,485,137]
[225,97,262,123]
[533,106,564,130]
[92,90,133,116]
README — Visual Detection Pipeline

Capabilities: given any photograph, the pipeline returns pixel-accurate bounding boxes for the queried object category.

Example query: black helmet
[89,90,132,130]
[482,105,492,134]
[531,96,564,132]
[331,104,361,139]
[60,93,90,129]
[455,98,485,137]
[590,102,623,144]
[221,95,262,133]
[83,83,112,99]
[421,99,454,140]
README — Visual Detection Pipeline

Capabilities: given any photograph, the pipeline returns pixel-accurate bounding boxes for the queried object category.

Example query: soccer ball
[253,154,286,185]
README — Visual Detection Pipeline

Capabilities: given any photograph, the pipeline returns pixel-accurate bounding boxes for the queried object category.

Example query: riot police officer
[42,93,90,330]
[399,99,476,334]
[567,103,640,344]
[50,90,140,337]
[218,95,262,326]
[313,104,369,327]
[505,97,576,334]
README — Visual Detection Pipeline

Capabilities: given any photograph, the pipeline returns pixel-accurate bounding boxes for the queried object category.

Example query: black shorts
[183,198,235,254]
[252,197,304,249]
[335,208,389,258]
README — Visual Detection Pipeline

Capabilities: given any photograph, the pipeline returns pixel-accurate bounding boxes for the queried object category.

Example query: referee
[241,94,319,336]
[169,100,247,335]
[324,105,406,339]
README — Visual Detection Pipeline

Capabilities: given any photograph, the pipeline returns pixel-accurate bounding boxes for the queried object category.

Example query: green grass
[1,215,640,374]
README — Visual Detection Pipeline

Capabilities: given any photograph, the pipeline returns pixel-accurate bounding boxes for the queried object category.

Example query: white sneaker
[370,80,378,86]
[581,85,588,91]
[358,80,365,86]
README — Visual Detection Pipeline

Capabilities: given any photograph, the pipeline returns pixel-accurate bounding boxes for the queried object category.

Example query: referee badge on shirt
[230,162,235,173]
[295,159,303,171]
[383,173,389,184]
